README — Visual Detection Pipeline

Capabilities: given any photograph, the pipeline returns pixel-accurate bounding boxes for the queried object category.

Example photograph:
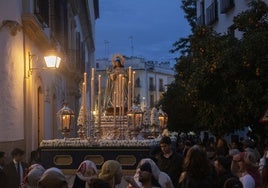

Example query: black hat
[140,162,152,173]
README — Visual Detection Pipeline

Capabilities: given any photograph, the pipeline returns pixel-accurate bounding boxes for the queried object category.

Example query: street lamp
[44,52,61,68]
[28,50,61,75]
[57,103,75,138]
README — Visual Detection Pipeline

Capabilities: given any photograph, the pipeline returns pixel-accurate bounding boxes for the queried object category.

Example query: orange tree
[161,0,268,137]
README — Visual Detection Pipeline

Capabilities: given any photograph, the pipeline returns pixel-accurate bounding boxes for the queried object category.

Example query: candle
[128,81,131,110]
[91,68,95,118]
[98,75,101,94]
[83,82,86,125]
[114,92,116,126]
[128,66,132,82]
[132,71,135,104]
[83,72,87,123]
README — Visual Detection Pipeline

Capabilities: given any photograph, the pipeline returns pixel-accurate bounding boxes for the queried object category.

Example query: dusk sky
[95,0,191,63]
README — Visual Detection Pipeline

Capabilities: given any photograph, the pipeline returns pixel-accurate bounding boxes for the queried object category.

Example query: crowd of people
[0,134,268,188]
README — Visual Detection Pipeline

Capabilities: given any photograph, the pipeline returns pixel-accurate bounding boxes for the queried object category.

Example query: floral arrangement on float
[39,129,177,148]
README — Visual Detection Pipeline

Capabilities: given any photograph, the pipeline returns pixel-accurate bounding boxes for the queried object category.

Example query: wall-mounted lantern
[28,50,61,76]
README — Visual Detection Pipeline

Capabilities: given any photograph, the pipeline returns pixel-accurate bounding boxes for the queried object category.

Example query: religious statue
[103,54,129,115]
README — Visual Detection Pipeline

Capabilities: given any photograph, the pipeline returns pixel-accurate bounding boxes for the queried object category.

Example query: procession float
[39,54,172,174]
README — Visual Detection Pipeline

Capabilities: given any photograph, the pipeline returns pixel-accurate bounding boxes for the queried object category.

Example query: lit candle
[128,66,132,82]
[98,75,101,94]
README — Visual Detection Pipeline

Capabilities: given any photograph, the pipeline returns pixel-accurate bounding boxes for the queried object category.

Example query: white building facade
[0,0,99,157]
[96,56,175,109]
[196,0,268,37]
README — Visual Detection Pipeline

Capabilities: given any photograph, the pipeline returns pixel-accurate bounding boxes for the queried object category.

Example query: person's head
[113,59,123,68]
[138,162,153,184]
[0,151,6,167]
[24,164,45,187]
[11,148,25,162]
[242,139,255,149]
[30,150,40,164]
[87,177,111,188]
[160,136,172,154]
[233,151,258,172]
[183,145,211,178]
[76,160,98,178]
[223,177,243,188]
[38,167,68,188]
[99,160,123,186]
[214,156,231,175]
[137,158,161,180]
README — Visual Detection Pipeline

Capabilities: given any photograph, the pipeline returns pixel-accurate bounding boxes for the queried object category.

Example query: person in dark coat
[157,136,184,188]
[0,151,7,188]
[3,148,29,188]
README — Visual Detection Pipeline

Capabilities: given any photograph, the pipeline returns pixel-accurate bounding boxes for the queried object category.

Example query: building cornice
[21,13,52,52]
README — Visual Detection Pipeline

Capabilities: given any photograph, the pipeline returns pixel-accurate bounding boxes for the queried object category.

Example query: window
[220,0,235,13]
[206,0,218,25]
[159,79,164,92]
[34,0,49,26]
[135,77,141,87]
[149,77,155,91]
[197,1,205,26]
[150,94,154,108]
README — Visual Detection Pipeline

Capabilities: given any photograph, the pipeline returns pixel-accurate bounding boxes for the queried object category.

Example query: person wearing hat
[72,160,98,188]
[137,162,161,188]
[3,148,29,188]
[38,167,68,188]
[22,163,45,188]
[232,151,262,188]
[0,151,7,188]
[129,158,173,188]
[98,160,123,188]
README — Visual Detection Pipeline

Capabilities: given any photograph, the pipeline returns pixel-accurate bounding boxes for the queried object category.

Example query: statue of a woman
[103,54,129,115]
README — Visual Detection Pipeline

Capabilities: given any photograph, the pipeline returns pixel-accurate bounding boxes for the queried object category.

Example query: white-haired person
[72,160,98,188]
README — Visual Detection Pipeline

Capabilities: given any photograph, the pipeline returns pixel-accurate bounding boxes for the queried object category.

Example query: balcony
[220,0,235,13]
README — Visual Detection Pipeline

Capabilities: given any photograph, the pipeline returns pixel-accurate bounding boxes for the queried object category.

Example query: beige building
[0,0,99,158]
